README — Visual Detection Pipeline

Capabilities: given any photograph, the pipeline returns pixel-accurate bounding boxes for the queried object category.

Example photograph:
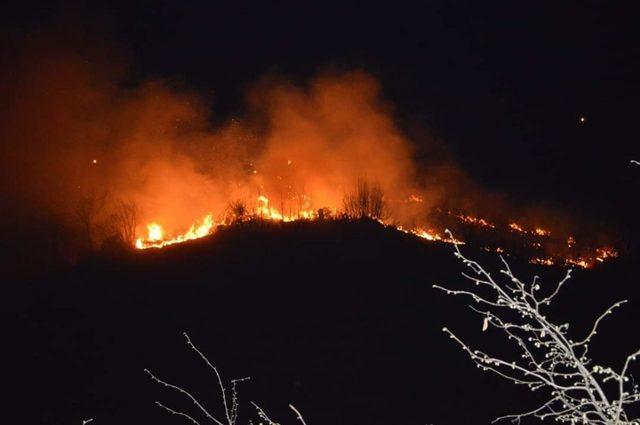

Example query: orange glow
[0,39,620,273]
[595,247,618,262]
[509,222,525,233]
[393,225,464,245]
[133,202,618,270]
[534,227,551,236]
[147,223,163,241]
[530,257,555,266]
[565,258,590,269]
[452,213,496,229]
[136,215,216,249]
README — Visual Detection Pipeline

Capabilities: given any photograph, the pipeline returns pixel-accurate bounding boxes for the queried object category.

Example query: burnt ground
[3,219,640,424]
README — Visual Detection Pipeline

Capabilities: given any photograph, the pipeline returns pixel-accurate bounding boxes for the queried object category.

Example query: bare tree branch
[434,230,640,424]
[146,333,309,425]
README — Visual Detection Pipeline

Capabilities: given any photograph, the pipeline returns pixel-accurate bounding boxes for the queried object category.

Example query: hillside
[3,219,638,424]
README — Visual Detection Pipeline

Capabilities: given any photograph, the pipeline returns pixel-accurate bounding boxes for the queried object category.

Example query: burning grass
[0,42,620,271]
[133,193,617,269]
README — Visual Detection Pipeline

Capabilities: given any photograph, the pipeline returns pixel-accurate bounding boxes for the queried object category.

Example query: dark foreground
[3,220,639,424]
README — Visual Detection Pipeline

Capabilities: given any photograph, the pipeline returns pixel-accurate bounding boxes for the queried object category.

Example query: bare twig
[289,404,308,425]
[146,333,309,425]
[434,230,640,424]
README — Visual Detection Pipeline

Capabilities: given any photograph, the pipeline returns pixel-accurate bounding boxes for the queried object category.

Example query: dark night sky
[3,0,639,219]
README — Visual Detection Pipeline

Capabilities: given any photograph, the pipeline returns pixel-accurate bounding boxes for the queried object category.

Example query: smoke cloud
[0,31,438,240]
[0,28,616,265]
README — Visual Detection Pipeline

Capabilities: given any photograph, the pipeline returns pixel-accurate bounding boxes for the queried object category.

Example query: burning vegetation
[0,35,619,270]
[132,194,617,269]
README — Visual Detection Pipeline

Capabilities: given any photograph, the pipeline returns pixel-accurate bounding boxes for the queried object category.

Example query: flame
[565,258,590,269]
[394,225,464,245]
[451,212,496,229]
[534,227,551,236]
[133,200,618,271]
[410,228,464,245]
[509,222,525,233]
[530,257,555,266]
[135,196,322,250]
[147,223,163,241]
[135,214,216,249]
[529,247,619,270]
[594,247,618,263]
[136,195,470,251]
[255,195,317,222]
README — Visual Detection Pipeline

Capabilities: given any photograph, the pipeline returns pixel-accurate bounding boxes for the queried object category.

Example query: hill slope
[3,219,637,424]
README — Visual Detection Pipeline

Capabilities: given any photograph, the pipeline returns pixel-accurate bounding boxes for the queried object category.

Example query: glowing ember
[394,226,464,245]
[509,222,525,233]
[595,247,618,262]
[563,247,617,269]
[452,213,496,229]
[565,258,590,269]
[534,227,551,236]
[530,257,555,266]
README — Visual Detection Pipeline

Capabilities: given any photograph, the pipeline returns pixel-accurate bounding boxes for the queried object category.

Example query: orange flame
[135,214,216,249]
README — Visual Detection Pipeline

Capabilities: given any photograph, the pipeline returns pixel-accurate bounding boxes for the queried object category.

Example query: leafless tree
[434,231,640,424]
[75,189,108,248]
[145,333,308,425]
[104,199,139,247]
[343,179,387,220]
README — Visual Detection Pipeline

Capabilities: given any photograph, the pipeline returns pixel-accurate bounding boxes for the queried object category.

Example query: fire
[411,229,464,245]
[534,227,551,236]
[565,258,590,269]
[135,195,322,250]
[255,195,317,222]
[133,198,618,271]
[393,225,464,245]
[527,246,619,270]
[530,257,555,266]
[147,223,163,241]
[595,247,618,262]
[451,212,495,229]
[508,222,551,237]
[136,196,468,251]
[27,64,613,269]
[509,222,525,233]
[135,214,216,249]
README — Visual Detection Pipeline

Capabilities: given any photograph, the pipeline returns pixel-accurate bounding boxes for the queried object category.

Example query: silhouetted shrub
[343,179,387,220]
[226,199,249,224]
[103,199,139,248]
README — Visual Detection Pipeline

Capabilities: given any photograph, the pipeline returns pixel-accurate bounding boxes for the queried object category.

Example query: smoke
[0,31,437,241]
[0,28,616,259]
